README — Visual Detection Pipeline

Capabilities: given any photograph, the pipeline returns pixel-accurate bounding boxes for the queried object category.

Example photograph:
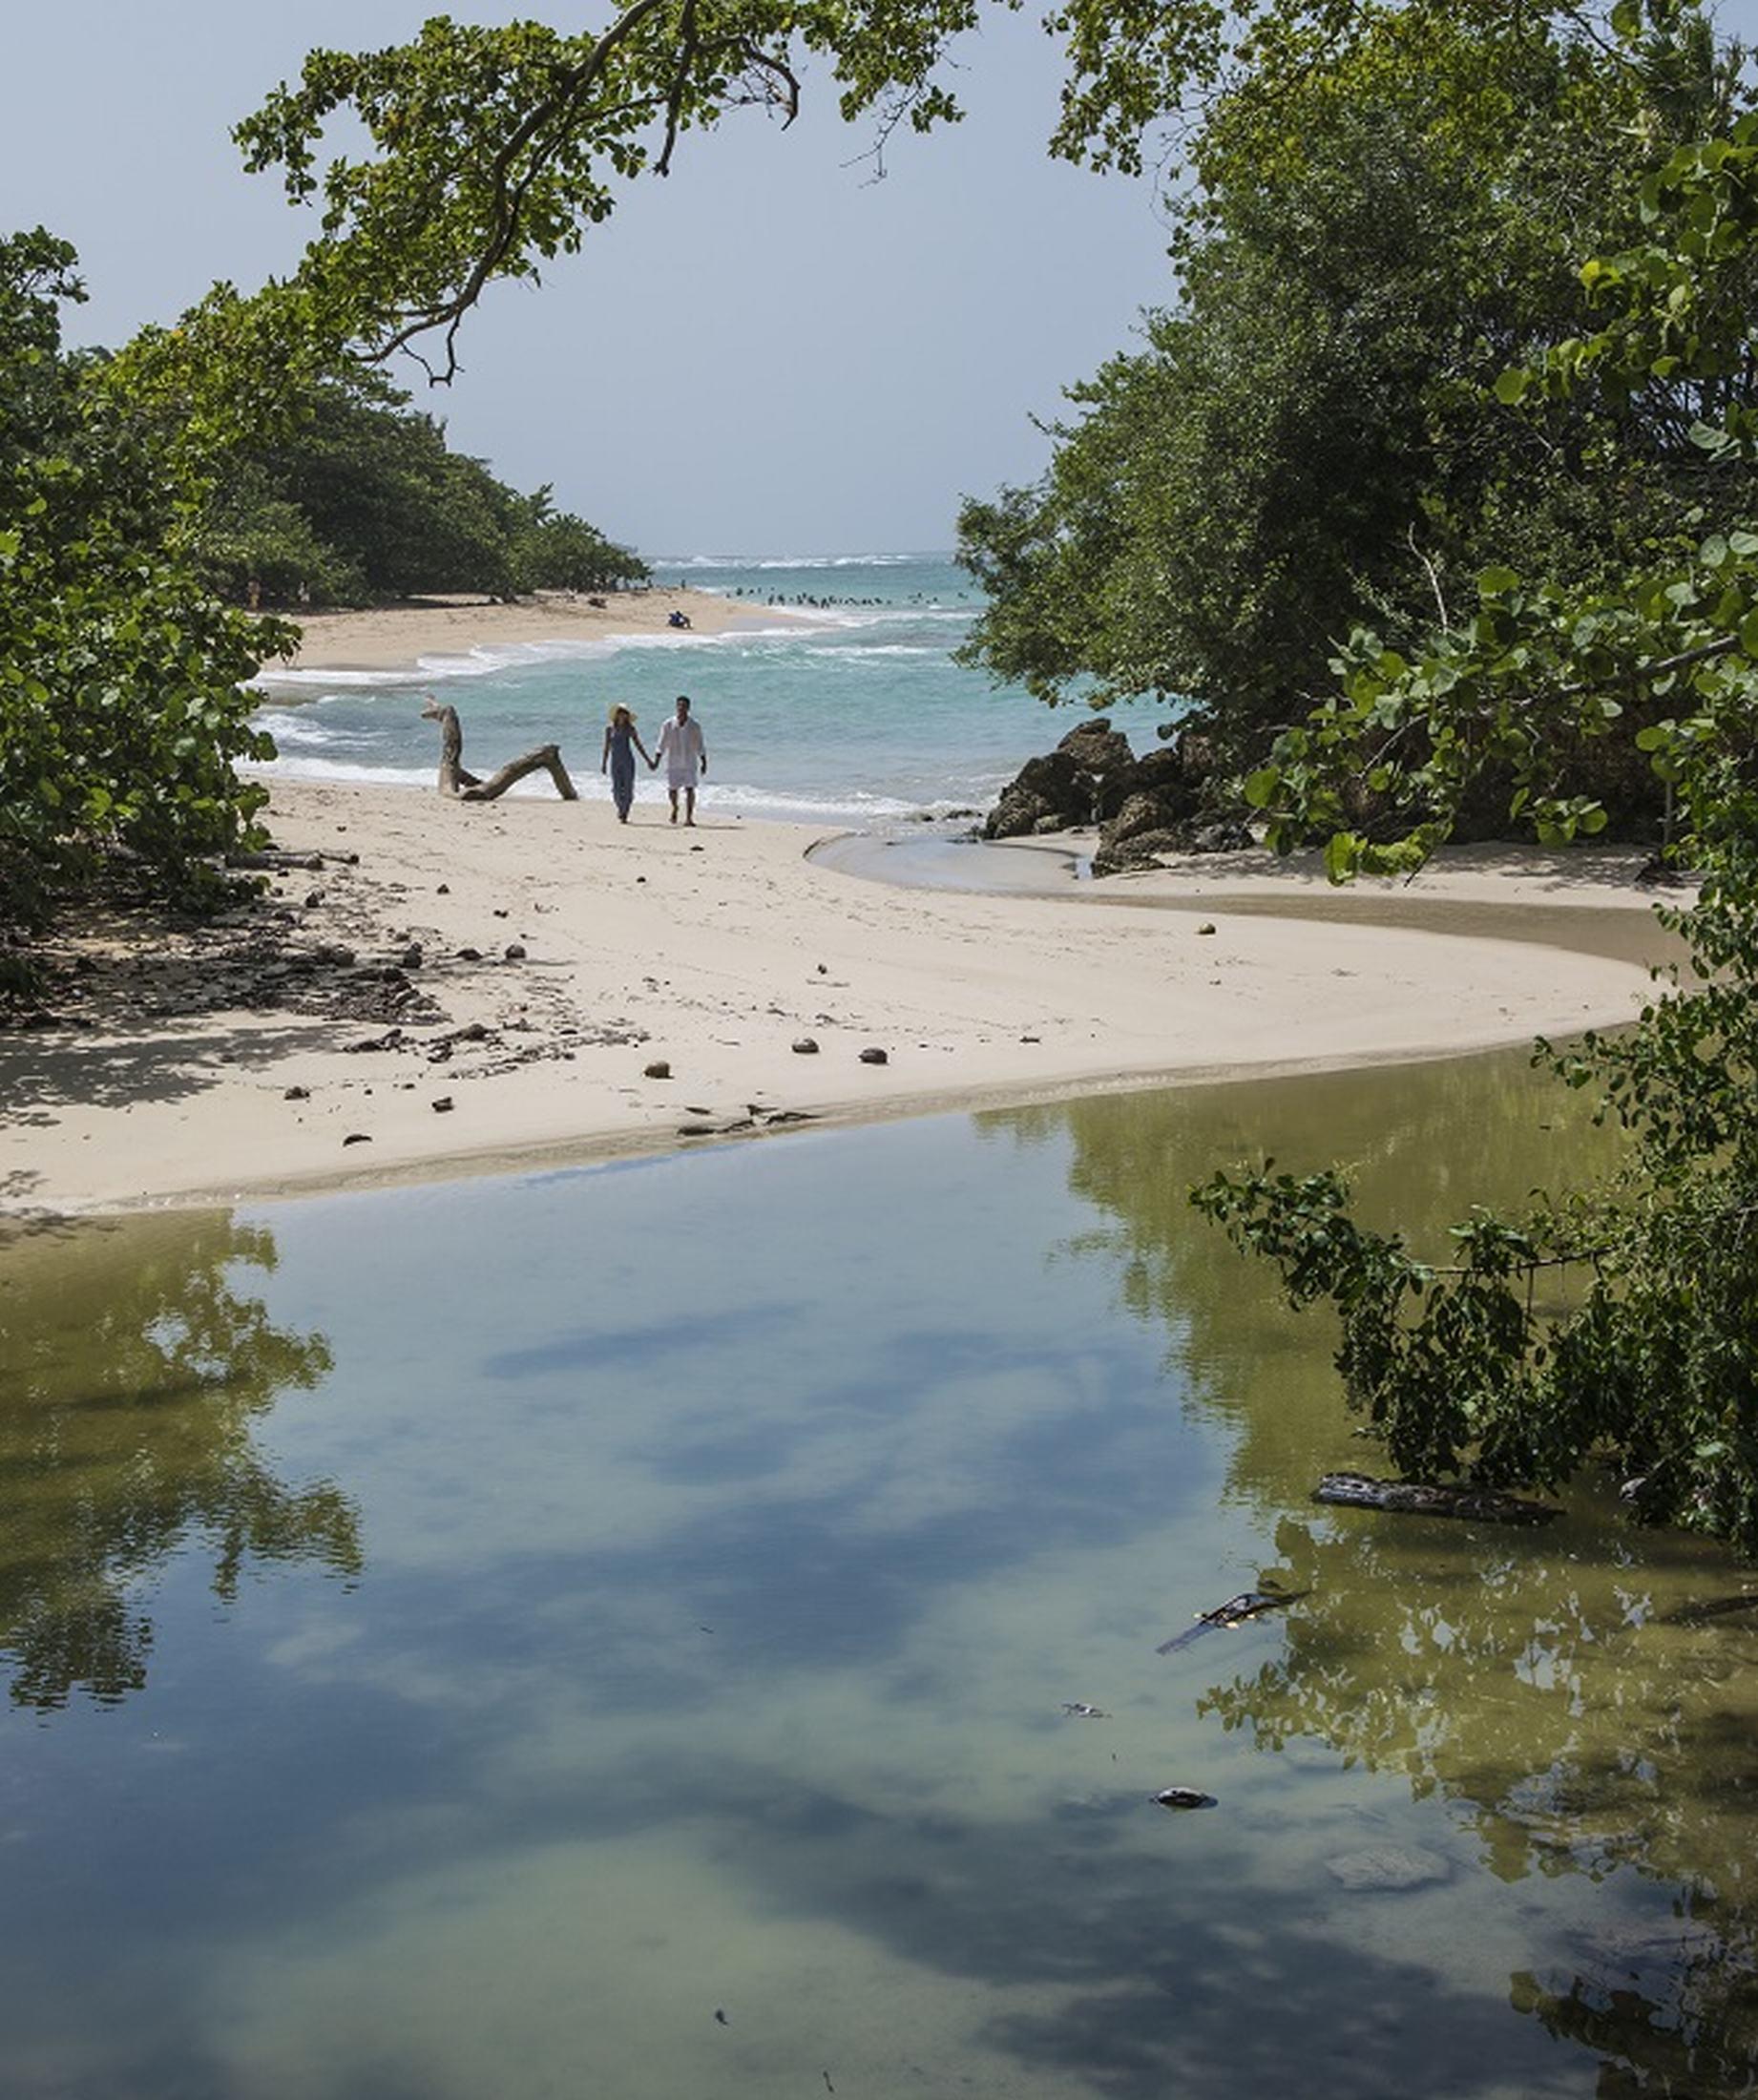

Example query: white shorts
[667,761,700,788]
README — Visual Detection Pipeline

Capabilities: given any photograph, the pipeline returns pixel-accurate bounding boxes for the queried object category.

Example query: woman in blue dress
[600,704,653,822]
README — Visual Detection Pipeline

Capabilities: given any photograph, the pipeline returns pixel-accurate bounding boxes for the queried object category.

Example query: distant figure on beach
[667,608,692,629]
[652,694,707,826]
[600,704,653,823]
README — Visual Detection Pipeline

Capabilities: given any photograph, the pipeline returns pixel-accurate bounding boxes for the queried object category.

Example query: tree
[1197,68,1758,1555]
[0,231,293,954]
[955,6,1746,795]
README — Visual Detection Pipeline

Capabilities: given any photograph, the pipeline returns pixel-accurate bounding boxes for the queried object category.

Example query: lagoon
[2,1051,1752,2097]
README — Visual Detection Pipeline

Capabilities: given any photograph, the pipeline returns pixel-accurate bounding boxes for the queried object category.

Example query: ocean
[253,552,1145,829]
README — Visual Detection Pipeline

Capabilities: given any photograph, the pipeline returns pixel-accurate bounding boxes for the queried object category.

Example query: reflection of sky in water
[2,1082,1755,2098]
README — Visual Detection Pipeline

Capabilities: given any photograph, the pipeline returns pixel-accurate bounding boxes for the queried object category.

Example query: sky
[6,4,1758,556]
[0,1,1180,555]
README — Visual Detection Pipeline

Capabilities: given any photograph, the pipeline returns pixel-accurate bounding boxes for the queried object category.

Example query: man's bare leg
[668,788,679,823]
[684,786,697,826]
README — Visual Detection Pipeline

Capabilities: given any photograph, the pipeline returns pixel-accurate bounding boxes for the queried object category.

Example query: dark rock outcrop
[986,718,1251,876]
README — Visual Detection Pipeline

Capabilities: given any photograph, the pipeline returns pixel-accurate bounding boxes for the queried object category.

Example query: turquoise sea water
[254,554,1136,827]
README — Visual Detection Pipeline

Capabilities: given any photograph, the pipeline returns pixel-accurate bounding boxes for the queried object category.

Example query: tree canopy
[955,5,1748,794]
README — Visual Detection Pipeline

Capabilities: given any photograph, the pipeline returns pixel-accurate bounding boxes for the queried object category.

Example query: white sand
[0,776,1668,1217]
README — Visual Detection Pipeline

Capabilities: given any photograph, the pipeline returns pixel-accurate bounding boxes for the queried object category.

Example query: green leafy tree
[0,231,293,950]
[1199,71,1758,1554]
[956,6,1744,794]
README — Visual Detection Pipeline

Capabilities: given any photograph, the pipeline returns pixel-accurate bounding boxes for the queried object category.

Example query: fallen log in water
[1313,1471,1559,1525]
[1156,1585,1308,1655]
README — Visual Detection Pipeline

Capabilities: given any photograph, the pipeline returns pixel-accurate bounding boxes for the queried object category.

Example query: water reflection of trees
[985,1056,1758,2096]
[0,1211,358,1710]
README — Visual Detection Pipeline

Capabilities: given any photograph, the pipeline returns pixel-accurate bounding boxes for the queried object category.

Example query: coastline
[0,776,1670,1220]
[271,582,785,676]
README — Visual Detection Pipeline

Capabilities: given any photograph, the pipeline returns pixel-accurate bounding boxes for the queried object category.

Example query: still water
[3,1055,1754,2098]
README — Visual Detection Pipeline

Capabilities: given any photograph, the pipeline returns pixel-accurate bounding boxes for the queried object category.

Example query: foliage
[1198,40,1758,1554]
[955,5,1745,791]
[0,231,292,947]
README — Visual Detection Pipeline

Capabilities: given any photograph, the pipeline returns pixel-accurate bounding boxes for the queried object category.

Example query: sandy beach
[280,582,779,673]
[1,771,1671,1217]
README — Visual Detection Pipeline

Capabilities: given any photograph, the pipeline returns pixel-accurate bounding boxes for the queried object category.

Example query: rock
[456,946,483,961]
[792,1037,820,1055]
[283,1085,310,1102]
[503,942,527,961]
[643,1060,673,1079]
[858,1046,889,1065]
[1153,1788,1217,1812]
[437,883,450,894]
[1197,922,1217,936]
[1190,819,1255,854]
[401,943,424,969]
[1033,813,1071,834]
[431,1096,454,1113]
[1325,1846,1451,1893]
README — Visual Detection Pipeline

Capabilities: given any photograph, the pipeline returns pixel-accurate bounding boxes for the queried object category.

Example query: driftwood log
[421,699,577,802]
[1313,1471,1559,1526]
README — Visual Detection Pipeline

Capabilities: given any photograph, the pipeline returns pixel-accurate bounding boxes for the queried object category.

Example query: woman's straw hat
[607,703,636,724]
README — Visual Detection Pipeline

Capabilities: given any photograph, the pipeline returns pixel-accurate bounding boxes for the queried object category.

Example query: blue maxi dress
[608,723,638,817]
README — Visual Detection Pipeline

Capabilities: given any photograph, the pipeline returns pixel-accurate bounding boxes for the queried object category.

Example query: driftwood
[1156,1586,1308,1656]
[1313,1470,1559,1526]
[1661,1592,1758,1627]
[422,699,577,802]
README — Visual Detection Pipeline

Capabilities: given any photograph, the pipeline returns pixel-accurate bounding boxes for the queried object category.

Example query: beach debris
[684,1103,711,1114]
[456,946,483,961]
[1153,1788,1216,1812]
[679,1124,719,1137]
[423,699,578,801]
[437,883,450,894]
[283,1085,310,1102]
[1197,922,1217,935]
[503,942,527,961]
[431,1096,454,1114]
[758,1109,819,1126]
[792,1037,820,1055]
[1156,1583,1308,1655]
[714,2009,729,2026]
[401,943,423,968]
[305,892,323,910]
[1325,1846,1451,1893]
[1060,1701,1109,1719]
[859,1046,889,1065]
[1313,1471,1559,1525]
[492,909,509,918]
[342,1132,372,1146]
[1020,1034,1041,1043]
[345,1027,405,1055]
[817,963,828,974]
[643,1060,672,1079]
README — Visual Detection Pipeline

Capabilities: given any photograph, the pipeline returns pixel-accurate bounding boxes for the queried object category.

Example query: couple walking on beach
[601,694,708,825]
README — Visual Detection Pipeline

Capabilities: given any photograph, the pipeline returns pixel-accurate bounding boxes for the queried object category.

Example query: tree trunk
[461,746,578,801]
[420,700,576,800]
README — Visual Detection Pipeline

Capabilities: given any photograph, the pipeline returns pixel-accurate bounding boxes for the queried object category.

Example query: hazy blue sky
[2,1,1178,555]
[6,4,1757,555]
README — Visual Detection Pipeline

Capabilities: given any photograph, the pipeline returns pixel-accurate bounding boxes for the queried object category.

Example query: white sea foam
[658,552,929,571]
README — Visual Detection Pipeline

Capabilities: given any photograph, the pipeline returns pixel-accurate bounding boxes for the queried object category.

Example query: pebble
[792,1037,820,1055]
[644,1060,672,1079]
[858,1046,889,1065]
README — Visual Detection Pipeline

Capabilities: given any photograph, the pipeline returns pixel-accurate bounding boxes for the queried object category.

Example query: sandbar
[0,777,1672,1217]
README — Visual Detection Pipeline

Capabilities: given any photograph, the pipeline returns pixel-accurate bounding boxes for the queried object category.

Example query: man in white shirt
[653,694,708,827]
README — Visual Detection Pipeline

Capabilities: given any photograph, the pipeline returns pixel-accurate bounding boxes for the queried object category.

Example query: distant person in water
[652,694,707,826]
[600,704,652,823]
[667,607,692,629]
